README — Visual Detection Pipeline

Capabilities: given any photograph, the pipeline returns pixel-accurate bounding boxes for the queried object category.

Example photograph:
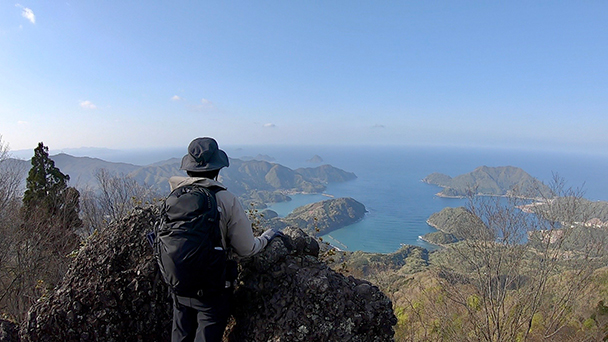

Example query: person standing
[167,137,280,342]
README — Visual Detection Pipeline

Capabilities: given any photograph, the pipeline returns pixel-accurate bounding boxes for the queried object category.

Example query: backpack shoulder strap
[190,183,223,194]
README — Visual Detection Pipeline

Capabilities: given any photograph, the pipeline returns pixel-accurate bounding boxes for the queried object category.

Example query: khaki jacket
[168,176,267,257]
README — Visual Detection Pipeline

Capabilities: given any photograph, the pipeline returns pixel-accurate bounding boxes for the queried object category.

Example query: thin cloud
[191,98,214,110]
[17,120,29,125]
[372,124,385,128]
[79,100,97,110]
[171,95,183,101]
[185,97,217,112]
[264,123,276,128]
[15,4,35,24]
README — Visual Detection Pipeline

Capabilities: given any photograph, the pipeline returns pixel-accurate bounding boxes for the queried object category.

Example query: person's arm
[218,191,268,257]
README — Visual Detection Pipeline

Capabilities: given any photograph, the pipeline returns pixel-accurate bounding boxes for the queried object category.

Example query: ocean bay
[52,144,608,254]
[257,146,608,254]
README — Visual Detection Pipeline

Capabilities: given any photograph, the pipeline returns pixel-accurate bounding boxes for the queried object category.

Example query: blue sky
[1,1,607,154]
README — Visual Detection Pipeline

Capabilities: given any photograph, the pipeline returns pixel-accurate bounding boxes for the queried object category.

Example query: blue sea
[223,145,608,254]
[67,145,608,254]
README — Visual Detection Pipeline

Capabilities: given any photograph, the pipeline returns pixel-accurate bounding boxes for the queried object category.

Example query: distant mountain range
[9,154,357,207]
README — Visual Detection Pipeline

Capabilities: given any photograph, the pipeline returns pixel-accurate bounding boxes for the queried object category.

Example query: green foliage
[530,312,544,333]
[466,294,481,311]
[583,317,596,330]
[22,142,82,229]
[24,143,68,207]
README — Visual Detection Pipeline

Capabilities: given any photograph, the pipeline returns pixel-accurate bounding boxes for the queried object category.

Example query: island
[306,155,324,163]
[423,166,553,199]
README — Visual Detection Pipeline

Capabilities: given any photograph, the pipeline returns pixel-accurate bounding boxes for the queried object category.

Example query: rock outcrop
[20,207,396,341]
[228,227,396,341]
[21,208,171,342]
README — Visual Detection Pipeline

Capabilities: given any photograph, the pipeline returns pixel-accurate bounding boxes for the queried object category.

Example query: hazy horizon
[9,142,608,169]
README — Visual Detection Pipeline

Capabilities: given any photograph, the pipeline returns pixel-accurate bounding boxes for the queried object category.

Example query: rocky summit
[19,207,396,341]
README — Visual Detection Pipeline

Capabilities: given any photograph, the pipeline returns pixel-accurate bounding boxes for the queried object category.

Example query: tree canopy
[22,142,82,229]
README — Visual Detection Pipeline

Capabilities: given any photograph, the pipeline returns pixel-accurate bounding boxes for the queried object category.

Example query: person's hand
[261,228,283,242]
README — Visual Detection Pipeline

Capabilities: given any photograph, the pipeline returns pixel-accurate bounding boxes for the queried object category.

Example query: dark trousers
[172,291,231,342]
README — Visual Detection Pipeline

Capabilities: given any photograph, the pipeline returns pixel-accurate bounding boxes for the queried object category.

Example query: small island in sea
[423,165,553,199]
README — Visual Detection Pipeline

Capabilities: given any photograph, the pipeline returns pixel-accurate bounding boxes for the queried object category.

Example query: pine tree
[22,142,82,229]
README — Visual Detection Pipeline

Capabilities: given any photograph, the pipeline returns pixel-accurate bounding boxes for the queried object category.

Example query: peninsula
[422,206,491,245]
[282,197,367,236]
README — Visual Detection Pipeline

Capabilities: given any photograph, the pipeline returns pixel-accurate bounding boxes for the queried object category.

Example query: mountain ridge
[8,154,357,206]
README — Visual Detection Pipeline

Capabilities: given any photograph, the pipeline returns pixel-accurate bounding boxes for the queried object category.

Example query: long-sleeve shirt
[168,176,267,257]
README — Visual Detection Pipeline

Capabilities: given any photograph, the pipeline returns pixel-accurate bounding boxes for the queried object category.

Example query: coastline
[435,191,547,201]
[417,235,445,249]
[314,210,367,237]
[425,219,440,230]
[419,219,449,248]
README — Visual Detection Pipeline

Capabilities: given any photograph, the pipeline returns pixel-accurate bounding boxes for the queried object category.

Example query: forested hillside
[330,191,608,341]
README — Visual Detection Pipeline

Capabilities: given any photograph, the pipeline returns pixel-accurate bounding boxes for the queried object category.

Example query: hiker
[166,137,281,342]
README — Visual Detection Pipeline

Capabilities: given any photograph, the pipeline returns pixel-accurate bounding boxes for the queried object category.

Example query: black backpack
[154,184,227,298]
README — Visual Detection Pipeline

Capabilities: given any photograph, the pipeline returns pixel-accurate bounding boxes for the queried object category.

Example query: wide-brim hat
[180,137,229,172]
